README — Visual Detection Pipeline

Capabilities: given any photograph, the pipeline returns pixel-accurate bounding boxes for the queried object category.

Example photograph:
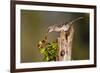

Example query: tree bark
[58,26,74,61]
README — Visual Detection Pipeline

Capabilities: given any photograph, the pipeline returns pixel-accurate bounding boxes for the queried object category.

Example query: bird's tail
[67,17,83,26]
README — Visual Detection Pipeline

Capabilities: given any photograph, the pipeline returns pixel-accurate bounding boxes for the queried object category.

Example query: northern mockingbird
[47,17,83,33]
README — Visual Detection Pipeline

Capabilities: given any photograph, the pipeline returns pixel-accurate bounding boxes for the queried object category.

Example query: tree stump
[58,26,74,61]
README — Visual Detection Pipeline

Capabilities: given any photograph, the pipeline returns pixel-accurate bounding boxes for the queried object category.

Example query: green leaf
[40,48,45,54]
[38,40,58,61]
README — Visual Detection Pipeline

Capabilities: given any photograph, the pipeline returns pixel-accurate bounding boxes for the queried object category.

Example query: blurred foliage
[38,39,58,61]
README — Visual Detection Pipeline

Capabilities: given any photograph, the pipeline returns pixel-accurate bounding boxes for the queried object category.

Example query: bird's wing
[54,27,61,32]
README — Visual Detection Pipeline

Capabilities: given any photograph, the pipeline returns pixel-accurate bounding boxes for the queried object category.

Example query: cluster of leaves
[38,39,58,61]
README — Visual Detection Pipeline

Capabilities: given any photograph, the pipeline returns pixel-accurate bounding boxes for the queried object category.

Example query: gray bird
[47,17,83,33]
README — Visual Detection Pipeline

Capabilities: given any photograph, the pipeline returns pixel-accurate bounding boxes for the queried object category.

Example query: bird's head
[47,25,55,33]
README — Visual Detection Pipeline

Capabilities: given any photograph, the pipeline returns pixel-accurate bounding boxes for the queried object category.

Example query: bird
[47,17,83,33]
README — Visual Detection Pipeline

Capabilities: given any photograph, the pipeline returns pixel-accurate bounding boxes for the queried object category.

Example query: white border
[16,4,94,69]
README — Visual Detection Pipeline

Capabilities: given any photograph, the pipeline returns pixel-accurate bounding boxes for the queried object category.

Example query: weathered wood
[58,26,74,61]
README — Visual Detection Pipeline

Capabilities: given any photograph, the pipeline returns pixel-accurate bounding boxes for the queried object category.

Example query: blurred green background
[21,10,89,63]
